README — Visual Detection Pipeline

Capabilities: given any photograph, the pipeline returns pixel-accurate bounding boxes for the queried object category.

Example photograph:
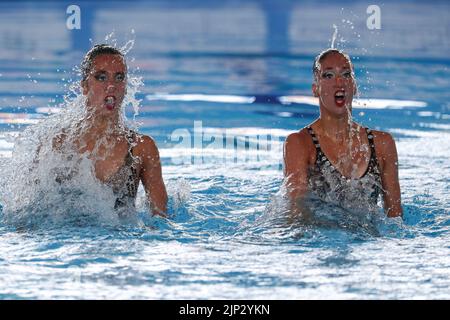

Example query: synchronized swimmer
[283,48,402,218]
[52,44,168,216]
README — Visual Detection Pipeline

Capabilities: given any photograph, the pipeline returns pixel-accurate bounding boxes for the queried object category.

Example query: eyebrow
[93,70,125,75]
[321,67,352,73]
[322,66,351,70]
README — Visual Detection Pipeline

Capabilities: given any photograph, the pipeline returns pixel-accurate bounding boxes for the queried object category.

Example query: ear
[312,83,319,97]
[81,80,88,95]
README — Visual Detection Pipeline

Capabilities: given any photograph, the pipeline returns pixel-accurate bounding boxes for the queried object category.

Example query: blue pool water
[0,1,449,299]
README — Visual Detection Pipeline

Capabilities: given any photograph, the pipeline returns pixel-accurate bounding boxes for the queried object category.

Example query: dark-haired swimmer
[53,44,167,216]
[283,49,402,219]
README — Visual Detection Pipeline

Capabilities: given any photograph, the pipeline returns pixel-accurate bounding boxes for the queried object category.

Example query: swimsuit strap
[365,127,380,175]
[123,130,139,199]
[113,131,139,209]
[306,125,338,181]
[306,126,327,165]
[306,126,336,171]
[125,130,136,157]
[123,129,141,171]
[306,126,338,186]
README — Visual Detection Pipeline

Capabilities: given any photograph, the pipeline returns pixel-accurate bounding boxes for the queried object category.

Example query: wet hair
[312,48,353,83]
[81,44,125,81]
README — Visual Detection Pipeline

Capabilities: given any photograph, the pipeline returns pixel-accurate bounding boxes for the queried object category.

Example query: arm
[137,135,168,217]
[283,130,314,221]
[375,131,403,218]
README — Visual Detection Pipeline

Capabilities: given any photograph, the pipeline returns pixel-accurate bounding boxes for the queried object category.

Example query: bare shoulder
[285,127,314,151]
[133,134,160,159]
[371,130,397,153]
[370,130,398,171]
[284,127,316,166]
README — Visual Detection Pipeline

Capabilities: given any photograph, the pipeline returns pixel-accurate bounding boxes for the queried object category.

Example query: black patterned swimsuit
[306,126,382,212]
[105,130,140,210]
[54,130,140,210]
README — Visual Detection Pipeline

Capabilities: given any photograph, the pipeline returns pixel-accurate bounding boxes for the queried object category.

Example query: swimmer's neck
[316,110,356,142]
[80,113,125,138]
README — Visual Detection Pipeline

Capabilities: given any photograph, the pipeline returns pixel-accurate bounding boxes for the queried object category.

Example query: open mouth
[334,90,346,107]
[104,95,116,111]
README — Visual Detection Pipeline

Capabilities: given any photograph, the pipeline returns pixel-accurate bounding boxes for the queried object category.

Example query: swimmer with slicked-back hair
[283,49,402,220]
[52,44,167,216]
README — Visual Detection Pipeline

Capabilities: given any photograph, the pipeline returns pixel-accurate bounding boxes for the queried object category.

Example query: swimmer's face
[312,52,356,117]
[81,54,127,116]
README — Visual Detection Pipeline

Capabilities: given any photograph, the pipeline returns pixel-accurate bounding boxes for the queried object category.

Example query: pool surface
[0,0,449,299]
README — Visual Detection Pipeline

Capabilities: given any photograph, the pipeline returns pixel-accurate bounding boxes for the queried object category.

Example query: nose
[335,74,344,86]
[106,84,116,93]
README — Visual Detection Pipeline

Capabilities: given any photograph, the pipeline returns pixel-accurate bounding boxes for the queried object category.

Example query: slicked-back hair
[312,48,353,83]
[81,44,125,81]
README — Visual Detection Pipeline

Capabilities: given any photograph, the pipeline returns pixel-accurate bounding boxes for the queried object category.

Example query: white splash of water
[247,167,387,240]
[167,178,192,210]
[331,24,338,49]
